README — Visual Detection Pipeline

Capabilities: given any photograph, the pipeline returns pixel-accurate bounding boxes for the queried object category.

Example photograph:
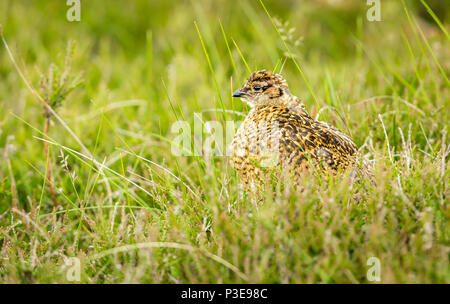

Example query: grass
[0,0,448,283]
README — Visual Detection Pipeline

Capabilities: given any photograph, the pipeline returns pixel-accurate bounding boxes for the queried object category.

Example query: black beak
[232,90,246,97]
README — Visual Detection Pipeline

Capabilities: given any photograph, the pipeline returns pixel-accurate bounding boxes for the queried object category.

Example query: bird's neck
[258,94,307,113]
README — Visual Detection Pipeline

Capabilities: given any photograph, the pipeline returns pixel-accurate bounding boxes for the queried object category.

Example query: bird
[230,70,370,190]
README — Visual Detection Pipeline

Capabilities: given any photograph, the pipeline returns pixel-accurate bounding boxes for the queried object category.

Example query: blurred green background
[0,0,448,151]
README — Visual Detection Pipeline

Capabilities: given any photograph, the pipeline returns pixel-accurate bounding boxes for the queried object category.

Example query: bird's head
[232,70,290,107]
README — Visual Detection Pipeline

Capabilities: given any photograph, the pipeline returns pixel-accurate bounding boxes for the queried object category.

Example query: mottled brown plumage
[231,70,369,189]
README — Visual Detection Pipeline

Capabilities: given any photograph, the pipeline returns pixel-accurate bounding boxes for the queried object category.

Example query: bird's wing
[275,108,358,171]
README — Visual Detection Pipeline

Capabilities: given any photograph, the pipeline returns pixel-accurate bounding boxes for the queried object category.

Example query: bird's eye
[253,85,262,91]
